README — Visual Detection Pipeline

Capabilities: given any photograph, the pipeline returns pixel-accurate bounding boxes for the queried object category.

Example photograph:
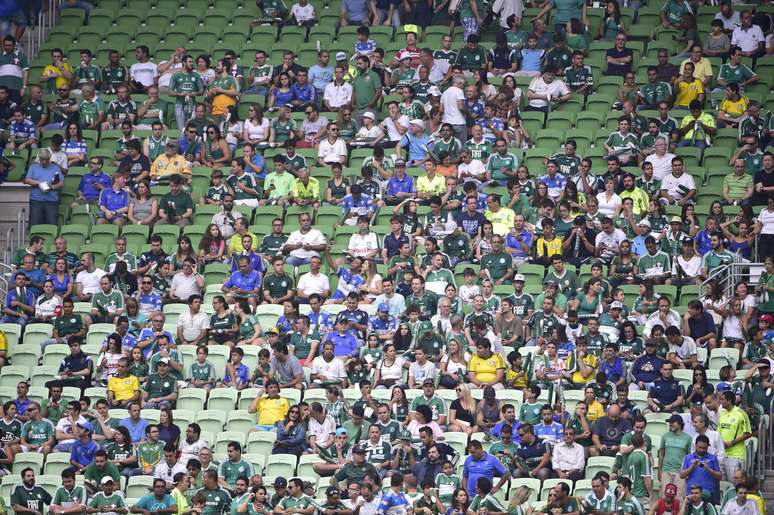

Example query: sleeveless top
[49,272,71,296]
[273,88,294,106]
[131,197,154,221]
[205,140,225,161]
[729,239,751,260]
[146,135,168,161]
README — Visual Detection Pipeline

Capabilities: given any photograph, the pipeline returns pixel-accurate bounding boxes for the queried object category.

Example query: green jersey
[333,461,379,485]
[218,459,255,485]
[139,100,170,127]
[486,152,520,182]
[506,292,535,317]
[480,251,513,282]
[189,360,216,383]
[470,494,507,513]
[88,492,125,515]
[78,97,103,128]
[583,490,616,513]
[102,65,129,93]
[606,131,640,154]
[617,497,646,515]
[701,249,735,275]
[52,485,86,513]
[639,81,672,107]
[279,495,314,513]
[11,484,52,513]
[529,312,561,338]
[144,373,177,399]
[198,487,233,515]
[409,394,446,422]
[22,101,47,125]
[638,251,670,279]
[466,139,492,162]
[290,331,319,360]
[433,49,457,66]
[550,152,581,176]
[262,272,294,298]
[104,253,137,273]
[41,398,66,423]
[454,46,487,70]
[519,401,543,425]
[260,234,288,255]
[430,137,463,161]
[414,81,432,103]
[211,74,238,95]
[659,430,692,472]
[75,64,102,87]
[83,461,120,486]
[623,449,651,498]
[20,418,54,446]
[661,0,693,25]
[360,438,392,464]
[739,115,766,142]
[399,100,425,120]
[0,417,22,442]
[352,70,382,110]
[685,503,717,515]
[405,291,438,320]
[160,191,194,220]
[249,64,273,87]
[563,65,594,91]
[145,135,169,161]
[544,269,580,297]
[433,473,460,505]
[227,173,260,201]
[170,71,204,105]
[545,48,572,72]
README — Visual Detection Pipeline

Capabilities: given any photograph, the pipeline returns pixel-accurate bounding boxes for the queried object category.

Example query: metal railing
[23,0,63,59]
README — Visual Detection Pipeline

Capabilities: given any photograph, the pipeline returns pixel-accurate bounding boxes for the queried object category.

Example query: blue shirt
[462,452,508,494]
[10,119,36,142]
[98,187,130,212]
[505,230,533,258]
[13,398,32,416]
[333,267,365,299]
[600,357,625,383]
[63,139,87,158]
[681,452,720,495]
[137,328,175,359]
[631,354,665,384]
[324,331,359,357]
[695,230,713,256]
[341,0,368,22]
[369,314,397,336]
[48,272,72,296]
[70,438,99,467]
[341,194,375,217]
[137,291,163,315]
[224,270,261,292]
[27,163,61,202]
[291,82,316,104]
[355,39,377,55]
[308,311,333,335]
[247,154,267,181]
[378,490,411,515]
[383,232,410,258]
[120,416,149,444]
[230,251,264,274]
[135,494,176,512]
[649,377,684,406]
[534,421,564,445]
[78,172,112,202]
[399,133,431,163]
[386,175,415,197]
[519,49,545,72]
[539,173,567,199]
[223,363,250,386]
[632,235,648,256]
[308,65,334,91]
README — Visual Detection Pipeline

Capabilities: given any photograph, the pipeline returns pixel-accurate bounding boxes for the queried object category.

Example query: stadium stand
[0,0,772,514]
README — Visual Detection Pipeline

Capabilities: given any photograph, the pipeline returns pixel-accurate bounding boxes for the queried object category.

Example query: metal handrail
[0,262,11,310]
[15,207,26,256]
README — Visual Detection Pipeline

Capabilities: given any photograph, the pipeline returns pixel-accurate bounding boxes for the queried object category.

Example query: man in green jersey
[19,402,54,455]
[260,219,289,257]
[639,67,673,109]
[79,85,105,130]
[88,476,127,515]
[91,276,124,323]
[605,118,641,166]
[137,88,170,131]
[132,478,177,515]
[275,477,314,515]
[582,475,616,515]
[682,485,718,515]
[218,441,255,488]
[84,450,121,495]
[486,138,520,186]
[169,54,204,131]
[50,469,86,515]
[74,49,102,92]
[351,56,382,113]
[622,433,653,506]
[11,468,52,515]
[564,52,594,95]
[102,50,129,95]
[105,236,137,274]
[331,445,379,490]
[700,232,736,280]
[615,477,646,515]
[261,256,295,305]
[137,424,165,474]
[658,415,692,497]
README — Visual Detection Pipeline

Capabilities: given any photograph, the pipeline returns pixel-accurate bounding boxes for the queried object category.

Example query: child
[519,385,543,425]
[354,111,382,144]
[435,151,457,178]
[360,334,384,369]
[458,268,481,306]
[220,347,250,390]
[69,422,98,474]
[396,269,414,298]
[346,358,370,387]
[434,460,461,505]
[201,169,229,205]
[414,480,444,515]
[290,0,316,26]
[741,327,769,368]
[565,310,583,343]
[354,26,377,57]
[128,347,149,383]
[187,346,216,391]
[190,493,206,515]
[506,350,528,388]
[251,348,272,387]
[351,379,378,422]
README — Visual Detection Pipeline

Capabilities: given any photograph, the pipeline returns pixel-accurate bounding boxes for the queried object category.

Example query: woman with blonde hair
[448,383,478,434]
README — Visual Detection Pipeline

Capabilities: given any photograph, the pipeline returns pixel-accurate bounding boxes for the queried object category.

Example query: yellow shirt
[680,58,713,82]
[586,399,605,422]
[42,62,74,89]
[717,405,751,459]
[228,231,258,254]
[680,112,716,145]
[468,352,506,384]
[150,154,192,178]
[257,395,290,425]
[535,236,563,258]
[416,174,445,197]
[675,79,704,107]
[619,187,650,216]
[568,353,598,385]
[171,487,189,515]
[719,96,749,118]
[292,177,320,200]
[107,374,140,402]
[484,207,516,236]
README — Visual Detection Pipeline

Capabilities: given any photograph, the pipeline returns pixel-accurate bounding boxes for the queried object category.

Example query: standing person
[169,55,204,131]
[441,76,467,144]
[0,36,28,104]
[23,149,62,226]
[680,434,722,504]
[461,440,508,495]
[658,415,692,497]
[717,391,751,481]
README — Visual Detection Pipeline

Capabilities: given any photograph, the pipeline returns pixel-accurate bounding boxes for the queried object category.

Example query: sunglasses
[141,281,152,284]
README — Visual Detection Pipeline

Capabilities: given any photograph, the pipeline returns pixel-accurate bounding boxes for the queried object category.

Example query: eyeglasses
[330,128,339,132]
[305,110,313,114]
[141,281,152,284]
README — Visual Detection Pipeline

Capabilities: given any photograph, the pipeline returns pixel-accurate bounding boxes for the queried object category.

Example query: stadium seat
[177,389,207,412]
[43,453,72,476]
[540,478,573,501]
[126,476,154,498]
[708,348,740,370]
[247,431,277,455]
[509,478,540,503]
[12,453,44,474]
[215,431,247,453]
[585,456,616,479]
[207,388,238,412]
[196,410,226,434]
[0,366,29,387]
[265,453,298,477]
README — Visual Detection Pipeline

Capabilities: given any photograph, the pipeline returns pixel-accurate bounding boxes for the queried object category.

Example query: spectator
[591,405,632,457]
[680,434,722,503]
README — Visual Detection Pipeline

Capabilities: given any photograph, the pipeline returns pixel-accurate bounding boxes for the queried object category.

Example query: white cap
[335,51,347,60]
[513,274,525,282]
[638,219,651,227]
[362,111,375,120]
[409,119,425,129]
[610,301,624,309]
[428,86,441,97]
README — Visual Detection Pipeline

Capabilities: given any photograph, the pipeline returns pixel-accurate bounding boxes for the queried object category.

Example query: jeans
[373,7,401,27]
[286,255,312,266]
[175,103,194,131]
[29,200,59,226]
[450,124,468,144]
[1,315,27,327]
[722,457,742,481]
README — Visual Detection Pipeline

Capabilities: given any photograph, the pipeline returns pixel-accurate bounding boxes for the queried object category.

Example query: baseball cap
[101,476,115,485]
[756,359,771,367]
[78,422,94,433]
[267,327,280,335]
[428,86,441,97]
[670,216,682,224]
[544,279,558,287]
[638,219,651,228]
[335,51,347,60]
[398,429,412,440]
[378,302,390,312]
[422,378,435,387]
[395,158,406,167]
[409,119,425,129]
[335,313,351,324]
[158,357,170,365]
[274,477,287,488]
[513,274,525,282]
[326,486,341,497]
[335,427,348,437]
[418,320,433,334]
[609,301,624,310]
[664,483,677,496]
[352,445,366,454]
[760,314,774,324]
[363,111,375,120]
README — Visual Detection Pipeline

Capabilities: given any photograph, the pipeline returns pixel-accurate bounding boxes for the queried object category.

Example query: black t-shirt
[119,154,151,183]
[450,398,474,425]
[605,48,633,77]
